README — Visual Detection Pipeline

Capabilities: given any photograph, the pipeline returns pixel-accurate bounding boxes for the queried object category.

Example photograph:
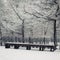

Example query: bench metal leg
[39,47,41,51]
[51,46,56,52]
[41,47,45,51]
[26,46,31,50]
[29,46,31,50]
[14,45,19,49]
[5,44,10,48]
[50,47,54,52]
[26,46,29,50]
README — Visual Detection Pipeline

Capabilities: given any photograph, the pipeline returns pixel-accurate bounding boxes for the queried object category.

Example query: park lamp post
[47,17,57,47]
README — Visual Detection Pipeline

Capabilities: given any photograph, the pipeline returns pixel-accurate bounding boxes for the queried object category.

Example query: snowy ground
[0,46,60,60]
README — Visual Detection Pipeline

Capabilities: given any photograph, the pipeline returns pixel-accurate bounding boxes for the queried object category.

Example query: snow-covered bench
[5,42,56,52]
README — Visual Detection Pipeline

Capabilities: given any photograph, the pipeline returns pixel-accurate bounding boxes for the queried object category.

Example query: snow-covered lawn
[0,46,60,60]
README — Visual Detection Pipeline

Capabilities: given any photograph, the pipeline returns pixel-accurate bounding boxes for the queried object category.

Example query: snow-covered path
[0,46,60,60]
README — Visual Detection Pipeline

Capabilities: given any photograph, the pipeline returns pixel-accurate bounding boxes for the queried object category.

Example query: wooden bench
[5,42,56,52]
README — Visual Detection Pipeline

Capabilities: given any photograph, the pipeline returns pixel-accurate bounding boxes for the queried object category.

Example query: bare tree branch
[24,6,49,21]
[8,0,24,21]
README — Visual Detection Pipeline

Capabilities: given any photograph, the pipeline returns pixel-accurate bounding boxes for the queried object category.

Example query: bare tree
[8,0,25,43]
[23,0,59,44]
[1,0,60,44]
[0,22,2,46]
